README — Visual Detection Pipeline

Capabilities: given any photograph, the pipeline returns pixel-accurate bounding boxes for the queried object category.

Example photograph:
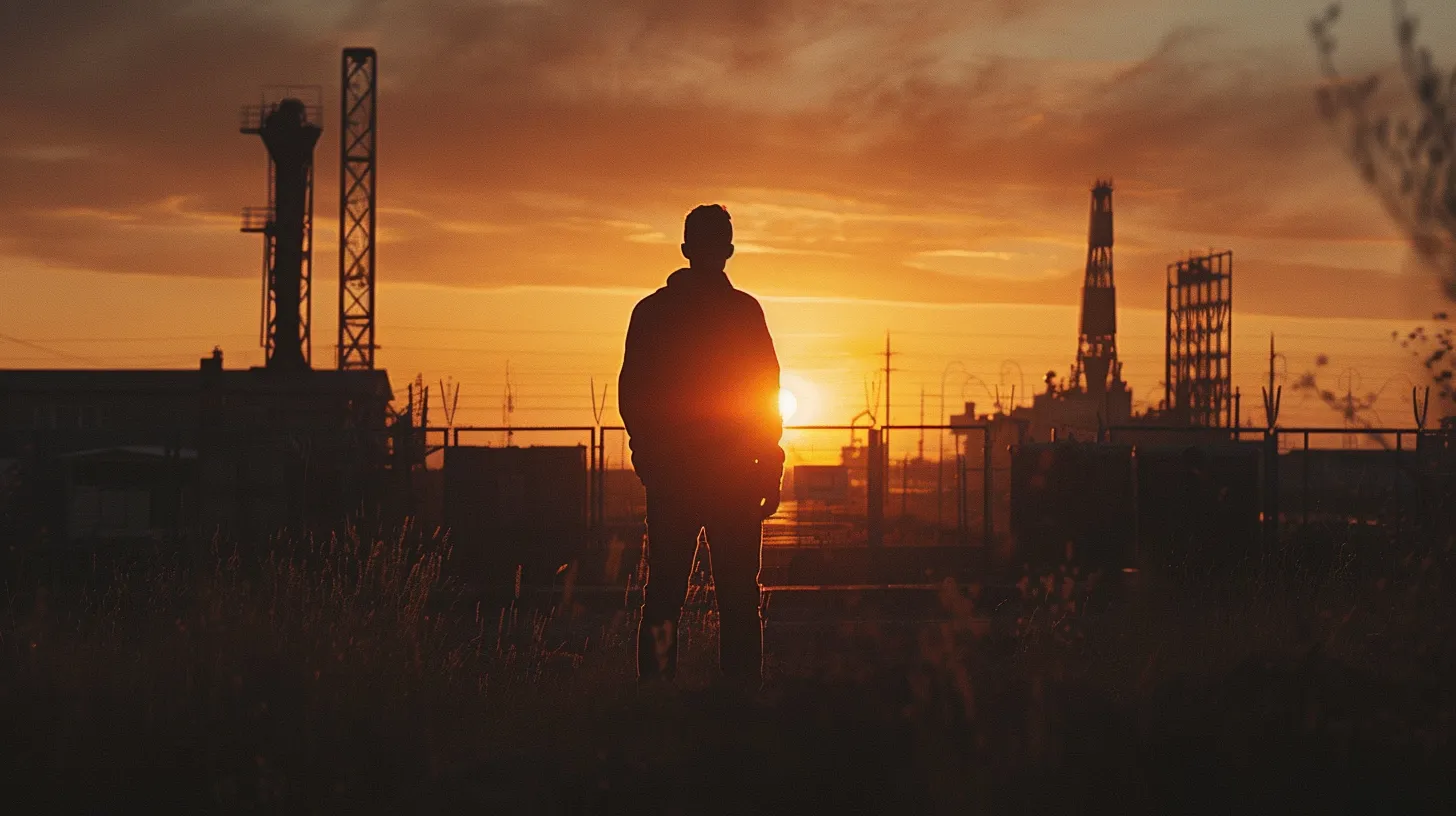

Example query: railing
[1101,423,1456,551]
[408,420,1456,582]
[239,206,273,233]
[423,424,998,550]
[239,99,324,133]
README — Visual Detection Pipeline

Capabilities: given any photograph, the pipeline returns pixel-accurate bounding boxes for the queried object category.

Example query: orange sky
[2,0,1453,441]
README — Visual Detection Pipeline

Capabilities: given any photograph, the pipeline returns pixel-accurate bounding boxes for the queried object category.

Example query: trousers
[638,487,764,681]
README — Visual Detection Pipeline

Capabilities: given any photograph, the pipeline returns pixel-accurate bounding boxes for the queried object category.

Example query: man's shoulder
[629,271,764,319]
[630,285,674,314]
[726,285,765,314]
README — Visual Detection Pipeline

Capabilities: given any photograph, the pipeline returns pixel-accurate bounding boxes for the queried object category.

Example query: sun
[779,388,799,422]
[778,373,819,424]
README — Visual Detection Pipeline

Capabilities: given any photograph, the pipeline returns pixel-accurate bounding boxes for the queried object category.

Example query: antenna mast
[337,47,378,369]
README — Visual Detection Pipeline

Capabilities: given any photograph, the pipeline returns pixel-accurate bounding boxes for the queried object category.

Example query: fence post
[1130,444,1141,567]
[867,428,884,547]
[1302,431,1310,527]
[958,452,968,546]
[1395,431,1403,548]
[982,426,993,547]
[588,427,597,533]
[597,429,608,541]
[900,455,908,518]
[1264,429,1280,549]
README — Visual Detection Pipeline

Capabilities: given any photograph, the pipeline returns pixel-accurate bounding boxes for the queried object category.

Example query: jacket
[618,267,785,494]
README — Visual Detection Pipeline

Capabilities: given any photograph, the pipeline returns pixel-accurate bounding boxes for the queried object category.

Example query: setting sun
[779,388,798,422]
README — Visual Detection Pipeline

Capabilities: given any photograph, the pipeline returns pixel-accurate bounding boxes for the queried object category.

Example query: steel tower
[242,89,322,370]
[337,48,378,370]
[1072,180,1118,397]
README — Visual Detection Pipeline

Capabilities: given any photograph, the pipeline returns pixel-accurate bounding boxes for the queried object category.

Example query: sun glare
[779,388,799,422]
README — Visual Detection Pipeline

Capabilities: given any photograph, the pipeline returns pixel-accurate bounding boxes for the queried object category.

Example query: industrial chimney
[242,92,322,371]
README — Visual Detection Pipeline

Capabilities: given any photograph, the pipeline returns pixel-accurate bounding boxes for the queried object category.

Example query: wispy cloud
[905,248,1066,282]
[3,144,96,162]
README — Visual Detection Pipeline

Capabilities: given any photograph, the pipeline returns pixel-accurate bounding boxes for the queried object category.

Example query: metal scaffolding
[1165,250,1234,427]
[337,48,378,370]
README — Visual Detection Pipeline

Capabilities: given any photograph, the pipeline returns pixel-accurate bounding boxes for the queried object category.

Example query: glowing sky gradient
[2,0,1454,443]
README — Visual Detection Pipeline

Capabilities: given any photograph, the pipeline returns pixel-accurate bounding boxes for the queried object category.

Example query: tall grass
[5,524,1456,812]
[3,524,613,810]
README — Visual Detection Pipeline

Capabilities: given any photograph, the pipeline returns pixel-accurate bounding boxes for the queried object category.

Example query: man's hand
[759,484,781,520]
[754,454,783,519]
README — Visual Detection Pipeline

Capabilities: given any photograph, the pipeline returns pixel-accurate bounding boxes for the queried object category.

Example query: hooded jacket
[618,267,785,495]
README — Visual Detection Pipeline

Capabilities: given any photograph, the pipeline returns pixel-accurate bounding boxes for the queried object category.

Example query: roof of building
[0,367,393,399]
[58,445,199,460]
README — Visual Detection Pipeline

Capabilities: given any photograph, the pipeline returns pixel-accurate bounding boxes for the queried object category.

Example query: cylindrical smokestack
[259,99,321,370]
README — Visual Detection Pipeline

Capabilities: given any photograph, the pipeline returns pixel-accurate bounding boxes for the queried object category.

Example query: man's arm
[755,310,785,464]
[618,299,659,485]
[746,299,785,515]
[618,299,648,437]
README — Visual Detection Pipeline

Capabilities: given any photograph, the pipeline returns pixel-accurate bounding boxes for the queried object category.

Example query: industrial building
[0,49,394,548]
[0,354,392,543]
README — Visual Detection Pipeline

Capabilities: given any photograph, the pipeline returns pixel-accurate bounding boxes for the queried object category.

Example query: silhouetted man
[619,204,784,684]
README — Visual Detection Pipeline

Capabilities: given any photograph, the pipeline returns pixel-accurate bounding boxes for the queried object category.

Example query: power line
[0,333,105,364]
[3,334,254,344]
[391,325,620,336]
[388,346,623,356]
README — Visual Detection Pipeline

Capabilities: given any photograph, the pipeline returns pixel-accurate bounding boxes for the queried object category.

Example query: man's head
[682,204,734,269]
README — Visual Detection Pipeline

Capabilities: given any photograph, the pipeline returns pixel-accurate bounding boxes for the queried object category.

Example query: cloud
[2,144,98,162]
[903,248,1069,282]
[917,249,1019,261]
[734,242,852,257]
[0,0,1417,318]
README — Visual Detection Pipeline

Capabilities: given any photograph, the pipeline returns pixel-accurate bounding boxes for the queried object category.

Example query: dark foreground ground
[4,529,1455,814]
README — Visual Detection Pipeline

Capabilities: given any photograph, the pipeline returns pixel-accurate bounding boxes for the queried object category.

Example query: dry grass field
[4,524,1454,814]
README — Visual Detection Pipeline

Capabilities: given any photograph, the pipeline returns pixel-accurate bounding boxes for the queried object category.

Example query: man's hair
[683,204,733,249]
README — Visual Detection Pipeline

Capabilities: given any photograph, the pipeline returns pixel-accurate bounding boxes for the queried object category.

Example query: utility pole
[503,362,516,447]
[918,386,925,462]
[883,333,894,516]
[883,333,893,432]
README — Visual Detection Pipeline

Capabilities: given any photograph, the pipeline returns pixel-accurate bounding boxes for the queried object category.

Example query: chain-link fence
[407,421,1456,584]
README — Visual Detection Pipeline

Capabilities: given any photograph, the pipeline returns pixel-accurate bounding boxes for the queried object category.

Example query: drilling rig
[1018,180,1132,442]
[1072,180,1122,398]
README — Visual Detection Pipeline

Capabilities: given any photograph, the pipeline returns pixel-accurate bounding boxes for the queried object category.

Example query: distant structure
[1165,250,1234,427]
[337,48,378,370]
[1011,180,1131,442]
[1071,180,1119,398]
[0,355,392,544]
[0,60,400,549]
[241,88,323,370]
